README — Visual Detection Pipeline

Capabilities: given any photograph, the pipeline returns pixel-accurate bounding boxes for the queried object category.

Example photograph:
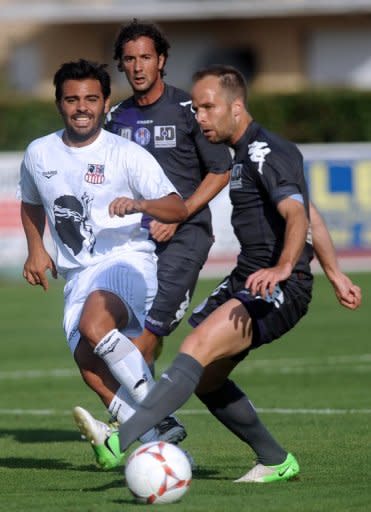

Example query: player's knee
[78,319,101,347]
[180,331,213,366]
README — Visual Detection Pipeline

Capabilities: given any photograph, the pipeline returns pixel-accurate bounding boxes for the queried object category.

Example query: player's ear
[231,98,243,118]
[158,54,165,73]
[55,100,62,115]
[104,97,111,114]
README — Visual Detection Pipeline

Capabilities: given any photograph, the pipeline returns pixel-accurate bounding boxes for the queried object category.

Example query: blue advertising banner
[301,143,371,251]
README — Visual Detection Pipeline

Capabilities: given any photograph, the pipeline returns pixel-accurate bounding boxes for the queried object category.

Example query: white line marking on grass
[0,409,72,415]
[1,354,370,381]
[0,369,78,379]
[1,407,371,416]
[252,353,371,365]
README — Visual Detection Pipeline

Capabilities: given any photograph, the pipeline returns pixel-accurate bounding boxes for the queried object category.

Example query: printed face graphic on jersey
[53,194,96,255]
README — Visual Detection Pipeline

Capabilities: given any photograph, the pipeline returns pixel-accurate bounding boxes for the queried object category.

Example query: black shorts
[145,223,214,336]
[189,266,313,358]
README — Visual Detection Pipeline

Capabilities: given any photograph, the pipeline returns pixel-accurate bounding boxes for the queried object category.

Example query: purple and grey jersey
[105,84,232,229]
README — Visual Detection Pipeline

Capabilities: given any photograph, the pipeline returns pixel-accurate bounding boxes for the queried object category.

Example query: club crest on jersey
[154,125,176,148]
[230,163,243,190]
[119,127,132,140]
[42,170,58,179]
[85,164,105,184]
[134,127,151,146]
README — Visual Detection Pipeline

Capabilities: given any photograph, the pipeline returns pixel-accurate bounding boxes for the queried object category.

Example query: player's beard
[63,114,104,146]
[65,124,100,144]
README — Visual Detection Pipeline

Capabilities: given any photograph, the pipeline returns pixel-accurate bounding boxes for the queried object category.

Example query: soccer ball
[124,441,192,504]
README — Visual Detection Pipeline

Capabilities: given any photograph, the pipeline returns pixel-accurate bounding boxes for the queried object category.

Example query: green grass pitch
[0,273,369,511]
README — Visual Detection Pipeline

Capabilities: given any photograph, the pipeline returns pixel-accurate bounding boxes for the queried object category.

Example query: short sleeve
[18,150,42,205]
[127,143,180,200]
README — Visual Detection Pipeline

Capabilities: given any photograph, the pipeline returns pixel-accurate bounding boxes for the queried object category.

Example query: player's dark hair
[113,18,170,76]
[193,65,247,104]
[53,59,111,102]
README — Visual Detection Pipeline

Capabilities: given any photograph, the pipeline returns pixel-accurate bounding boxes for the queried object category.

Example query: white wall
[307,29,371,88]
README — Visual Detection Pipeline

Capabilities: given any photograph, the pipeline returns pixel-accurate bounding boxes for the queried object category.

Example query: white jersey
[19,129,178,279]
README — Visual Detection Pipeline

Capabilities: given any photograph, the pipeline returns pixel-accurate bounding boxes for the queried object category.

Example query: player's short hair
[113,18,170,76]
[53,59,111,102]
[192,65,247,104]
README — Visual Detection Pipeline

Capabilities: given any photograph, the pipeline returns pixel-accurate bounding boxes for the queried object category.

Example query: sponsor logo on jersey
[137,119,153,125]
[42,170,58,179]
[85,164,105,184]
[145,315,164,328]
[230,163,243,190]
[248,141,271,175]
[179,99,195,113]
[119,127,132,140]
[154,125,176,148]
[134,127,151,146]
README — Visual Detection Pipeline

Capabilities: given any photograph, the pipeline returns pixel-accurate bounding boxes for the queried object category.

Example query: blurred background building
[2,0,371,97]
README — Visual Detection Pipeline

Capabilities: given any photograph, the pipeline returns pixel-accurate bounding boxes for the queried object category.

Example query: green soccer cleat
[234,453,300,483]
[73,406,124,470]
[92,431,124,470]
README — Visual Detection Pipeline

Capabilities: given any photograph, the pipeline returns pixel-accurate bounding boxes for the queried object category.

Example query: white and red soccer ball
[124,441,192,504]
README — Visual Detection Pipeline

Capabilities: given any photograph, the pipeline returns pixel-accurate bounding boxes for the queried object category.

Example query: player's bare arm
[310,202,362,309]
[183,171,230,218]
[109,193,187,223]
[246,197,308,297]
[21,202,57,291]
[149,171,230,243]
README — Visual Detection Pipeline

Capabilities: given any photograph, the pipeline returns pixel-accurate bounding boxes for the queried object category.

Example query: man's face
[57,78,109,147]
[192,75,235,144]
[121,36,165,94]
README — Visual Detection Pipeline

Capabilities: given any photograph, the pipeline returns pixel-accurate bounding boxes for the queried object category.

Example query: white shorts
[63,251,157,353]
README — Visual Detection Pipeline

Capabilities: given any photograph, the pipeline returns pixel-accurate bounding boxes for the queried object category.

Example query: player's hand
[149,221,179,242]
[246,263,292,298]
[109,197,144,217]
[330,272,362,310]
[23,251,57,291]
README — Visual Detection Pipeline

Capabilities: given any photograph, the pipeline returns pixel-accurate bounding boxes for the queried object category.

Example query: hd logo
[154,125,176,148]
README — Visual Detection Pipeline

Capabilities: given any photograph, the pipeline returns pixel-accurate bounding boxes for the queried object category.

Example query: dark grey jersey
[105,84,232,228]
[230,121,313,275]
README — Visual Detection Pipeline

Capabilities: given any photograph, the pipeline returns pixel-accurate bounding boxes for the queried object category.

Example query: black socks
[197,379,287,465]
[119,353,203,451]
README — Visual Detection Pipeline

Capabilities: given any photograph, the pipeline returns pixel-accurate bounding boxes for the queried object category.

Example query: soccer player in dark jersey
[73,21,231,468]
[115,65,362,483]
[105,20,231,357]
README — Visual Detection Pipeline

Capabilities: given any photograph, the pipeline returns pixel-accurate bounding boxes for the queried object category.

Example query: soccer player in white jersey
[18,59,188,469]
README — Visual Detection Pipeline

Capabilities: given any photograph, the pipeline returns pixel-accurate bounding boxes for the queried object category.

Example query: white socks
[108,385,158,444]
[94,328,158,443]
[94,328,155,403]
